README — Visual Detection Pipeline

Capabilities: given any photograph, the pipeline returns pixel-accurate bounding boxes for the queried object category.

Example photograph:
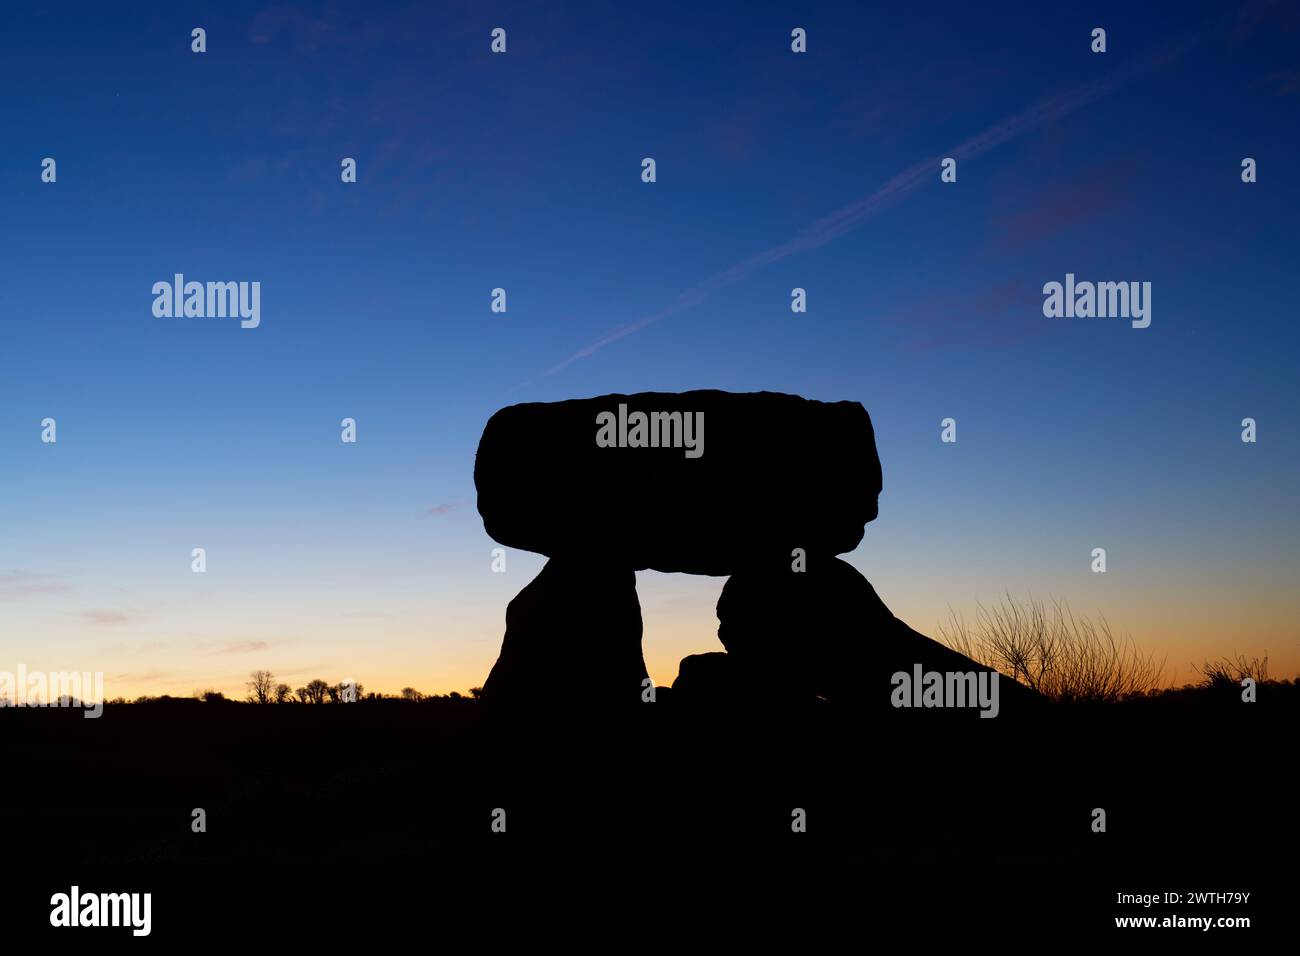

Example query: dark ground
[2,687,1293,941]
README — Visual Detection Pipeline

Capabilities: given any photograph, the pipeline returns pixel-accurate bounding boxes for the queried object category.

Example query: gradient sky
[3,1,1298,700]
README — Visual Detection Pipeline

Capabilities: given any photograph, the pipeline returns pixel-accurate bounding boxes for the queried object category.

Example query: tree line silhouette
[90,670,485,706]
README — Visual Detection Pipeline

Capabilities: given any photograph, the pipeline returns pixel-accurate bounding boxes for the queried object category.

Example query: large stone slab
[474,390,882,575]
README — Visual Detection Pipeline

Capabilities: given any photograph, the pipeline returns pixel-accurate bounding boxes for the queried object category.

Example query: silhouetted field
[5,684,1292,936]
[7,683,1293,861]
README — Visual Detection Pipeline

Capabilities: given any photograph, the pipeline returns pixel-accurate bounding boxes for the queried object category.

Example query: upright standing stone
[481,557,648,709]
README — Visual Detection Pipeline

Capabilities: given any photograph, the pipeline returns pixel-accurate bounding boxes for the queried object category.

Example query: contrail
[533,28,1201,384]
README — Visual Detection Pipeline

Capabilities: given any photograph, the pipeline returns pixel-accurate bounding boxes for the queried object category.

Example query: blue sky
[2,1,1298,696]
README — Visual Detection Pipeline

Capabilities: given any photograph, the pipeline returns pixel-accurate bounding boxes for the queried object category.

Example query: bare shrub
[939,594,1164,704]
[1195,653,1268,689]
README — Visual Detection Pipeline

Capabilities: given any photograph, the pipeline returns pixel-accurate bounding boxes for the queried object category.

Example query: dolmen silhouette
[475,389,1041,716]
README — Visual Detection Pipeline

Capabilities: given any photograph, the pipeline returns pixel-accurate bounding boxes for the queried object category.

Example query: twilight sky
[2,0,1298,699]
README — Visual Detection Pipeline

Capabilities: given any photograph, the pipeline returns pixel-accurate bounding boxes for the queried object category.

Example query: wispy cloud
[0,570,71,600]
[80,610,136,626]
[199,640,272,655]
[248,5,332,52]
[99,640,166,657]
[109,669,173,685]
[886,280,1044,352]
[244,662,332,680]
[993,161,1135,249]
[532,27,1203,383]
[1262,65,1300,96]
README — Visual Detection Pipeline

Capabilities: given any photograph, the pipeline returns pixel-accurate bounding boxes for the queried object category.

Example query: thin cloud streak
[535,29,1202,383]
[0,570,71,600]
[80,610,135,626]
